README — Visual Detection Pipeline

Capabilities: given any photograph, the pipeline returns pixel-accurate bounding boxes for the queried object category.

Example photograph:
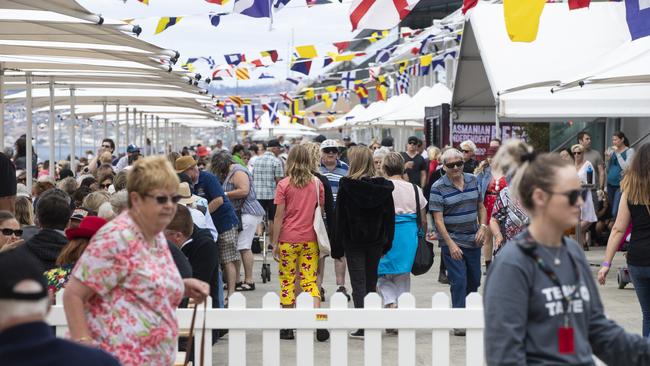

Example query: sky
[78,0,361,94]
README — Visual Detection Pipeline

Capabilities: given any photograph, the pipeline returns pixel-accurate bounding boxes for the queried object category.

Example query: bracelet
[601,261,610,268]
[480,224,488,229]
[76,336,93,343]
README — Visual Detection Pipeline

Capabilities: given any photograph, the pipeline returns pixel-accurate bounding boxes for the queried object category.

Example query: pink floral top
[72,211,184,366]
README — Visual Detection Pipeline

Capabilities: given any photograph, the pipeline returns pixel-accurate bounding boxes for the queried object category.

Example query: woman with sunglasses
[598,143,650,337]
[64,156,209,366]
[485,141,650,365]
[97,172,115,192]
[571,144,598,250]
[0,211,22,252]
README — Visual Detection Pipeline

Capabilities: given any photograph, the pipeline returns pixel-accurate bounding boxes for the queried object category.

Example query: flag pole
[269,0,273,30]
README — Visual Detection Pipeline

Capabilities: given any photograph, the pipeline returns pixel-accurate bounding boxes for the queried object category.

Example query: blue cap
[127,144,140,153]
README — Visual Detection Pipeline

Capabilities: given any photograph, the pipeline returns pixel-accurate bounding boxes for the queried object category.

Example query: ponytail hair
[492,140,571,211]
[613,131,630,147]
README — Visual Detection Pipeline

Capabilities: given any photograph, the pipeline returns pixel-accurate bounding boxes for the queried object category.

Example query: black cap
[407,136,419,144]
[267,139,281,148]
[381,137,394,147]
[59,168,74,180]
[312,135,327,143]
[0,250,48,300]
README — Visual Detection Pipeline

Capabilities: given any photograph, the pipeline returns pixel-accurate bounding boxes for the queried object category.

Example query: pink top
[390,179,426,214]
[274,177,325,243]
[72,211,184,366]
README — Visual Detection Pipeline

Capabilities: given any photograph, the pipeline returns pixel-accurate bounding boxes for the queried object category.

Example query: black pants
[345,246,383,308]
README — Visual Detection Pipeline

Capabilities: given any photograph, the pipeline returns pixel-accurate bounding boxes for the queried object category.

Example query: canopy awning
[382,84,452,122]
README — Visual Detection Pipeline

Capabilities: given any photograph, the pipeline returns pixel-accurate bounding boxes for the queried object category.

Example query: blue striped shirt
[319,160,349,204]
[429,173,482,248]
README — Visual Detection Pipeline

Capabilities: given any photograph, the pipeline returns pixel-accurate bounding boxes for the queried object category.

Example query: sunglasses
[1,228,23,236]
[445,161,464,169]
[322,148,338,154]
[408,141,417,145]
[100,183,112,189]
[545,189,588,206]
[144,194,182,205]
[461,150,471,154]
[572,151,582,155]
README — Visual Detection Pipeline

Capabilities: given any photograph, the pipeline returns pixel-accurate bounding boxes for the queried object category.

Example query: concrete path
[210,245,641,365]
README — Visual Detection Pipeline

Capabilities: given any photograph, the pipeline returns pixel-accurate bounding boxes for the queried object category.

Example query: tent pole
[0,63,4,152]
[125,107,130,147]
[102,101,107,140]
[156,116,160,155]
[164,119,169,154]
[48,78,56,179]
[26,72,33,193]
[495,95,501,140]
[115,102,120,154]
[144,115,148,156]
[133,108,137,148]
[69,87,76,174]
[139,112,143,151]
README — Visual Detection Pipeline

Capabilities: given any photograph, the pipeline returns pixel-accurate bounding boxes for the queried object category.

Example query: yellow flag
[420,54,433,68]
[155,17,182,34]
[323,93,333,108]
[295,45,318,59]
[325,85,337,93]
[303,88,315,100]
[327,52,355,62]
[503,0,546,42]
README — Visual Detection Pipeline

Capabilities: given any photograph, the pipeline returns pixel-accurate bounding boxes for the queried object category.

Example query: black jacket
[18,229,68,271]
[182,226,220,309]
[168,242,193,279]
[333,177,395,259]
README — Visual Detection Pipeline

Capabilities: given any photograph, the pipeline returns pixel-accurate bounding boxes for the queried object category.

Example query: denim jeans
[607,184,621,218]
[346,246,383,308]
[441,245,482,308]
[628,264,650,337]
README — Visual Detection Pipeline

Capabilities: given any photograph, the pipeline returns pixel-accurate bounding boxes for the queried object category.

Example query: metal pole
[171,123,176,153]
[125,107,130,147]
[69,87,76,174]
[0,63,4,152]
[102,101,108,139]
[495,95,501,140]
[164,119,169,154]
[139,112,144,151]
[155,116,160,155]
[26,72,33,192]
[48,78,56,179]
[144,115,148,156]
[133,108,137,148]
[115,102,120,154]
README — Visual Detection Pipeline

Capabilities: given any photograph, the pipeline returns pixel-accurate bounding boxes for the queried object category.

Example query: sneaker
[349,329,364,339]
[453,328,466,337]
[438,272,449,285]
[320,287,326,302]
[280,329,295,340]
[337,286,351,302]
[316,329,330,342]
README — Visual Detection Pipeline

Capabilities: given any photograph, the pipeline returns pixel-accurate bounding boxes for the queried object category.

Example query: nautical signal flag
[323,56,333,67]
[349,0,421,31]
[503,0,546,42]
[340,71,356,90]
[625,0,650,40]
[290,58,312,75]
[295,45,318,59]
[376,75,388,101]
[259,73,275,79]
[568,0,589,10]
[235,65,250,80]
[462,0,478,15]
[137,0,149,5]
[155,17,182,34]
[234,0,271,18]
[333,41,350,53]
[375,46,396,63]
[229,96,245,107]
[262,102,280,124]
[369,30,389,43]
[290,99,301,117]
[261,50,279,63]
[327,52,356,62]
[243,105,256,123]
[209,14,222,27]
[397,60,408,74]
[354,81,369,105]
[225,53,245,65]
[206,0,230,4]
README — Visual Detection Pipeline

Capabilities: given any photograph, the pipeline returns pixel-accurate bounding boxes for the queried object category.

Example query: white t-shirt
[389,179,426,215]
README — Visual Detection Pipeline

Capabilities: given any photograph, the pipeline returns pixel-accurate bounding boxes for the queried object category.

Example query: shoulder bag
[411,183,434,276]
[313,178,331,256]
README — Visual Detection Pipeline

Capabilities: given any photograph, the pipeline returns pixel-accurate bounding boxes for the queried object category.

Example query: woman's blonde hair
[302,142,322,172]
[99,151,113,165]
[82,191,110,213]
[285,145,314,188]
[126,156,180,207]
[347,146,375,180]
[621,143,650,205]
[15,196,34,226]
[427,146,441,161]
[570,144,584,153]
[382,152,405,177]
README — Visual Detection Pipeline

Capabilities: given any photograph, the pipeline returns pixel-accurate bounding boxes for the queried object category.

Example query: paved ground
[211,245,642,365]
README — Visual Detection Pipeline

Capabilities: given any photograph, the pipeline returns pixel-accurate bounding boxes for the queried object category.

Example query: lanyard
[516,232,581,326]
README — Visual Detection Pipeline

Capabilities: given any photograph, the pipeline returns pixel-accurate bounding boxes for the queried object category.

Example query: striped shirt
[319,160,349,204]
[429,173,482,249]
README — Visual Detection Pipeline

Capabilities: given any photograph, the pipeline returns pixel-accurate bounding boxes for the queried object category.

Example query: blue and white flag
[225,53,245,66]
[273,0,292,11]
[397,71,410,95]
[375,46,396,63]
[263,102,280,123]
[626,0,650,40]
[340,71,356,90]
[243,105,257,123]
[234,0,271,18]
[223,104,236,117]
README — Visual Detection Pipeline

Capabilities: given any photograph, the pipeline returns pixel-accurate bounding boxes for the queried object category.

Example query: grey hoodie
[484,229,650,366]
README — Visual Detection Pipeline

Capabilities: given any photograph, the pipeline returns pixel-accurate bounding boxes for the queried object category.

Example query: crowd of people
[1,129,649,365]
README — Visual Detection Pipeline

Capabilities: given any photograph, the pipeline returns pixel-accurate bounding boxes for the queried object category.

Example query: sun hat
[177,182,198,205]
[175,156,197,173]
[197,146,210,158]
[0,250,48,300]
[320,139,340,150]
[65,216,107,240]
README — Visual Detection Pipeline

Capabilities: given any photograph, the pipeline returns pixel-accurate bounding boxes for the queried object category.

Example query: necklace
[538,244,563,266]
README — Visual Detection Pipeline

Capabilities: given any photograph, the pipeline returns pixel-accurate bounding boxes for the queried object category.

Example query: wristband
[601,261,610,268]
[76,336,92,343]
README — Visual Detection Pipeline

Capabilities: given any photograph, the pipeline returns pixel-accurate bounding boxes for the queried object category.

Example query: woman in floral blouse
[63,156,209,366]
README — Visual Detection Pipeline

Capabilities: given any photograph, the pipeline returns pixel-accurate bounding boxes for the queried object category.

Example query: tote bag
[313,178,331,256]
[411,183,434,276]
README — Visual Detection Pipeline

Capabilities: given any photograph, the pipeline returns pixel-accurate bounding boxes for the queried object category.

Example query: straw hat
[177,182,198,205]
[174,156,197,174]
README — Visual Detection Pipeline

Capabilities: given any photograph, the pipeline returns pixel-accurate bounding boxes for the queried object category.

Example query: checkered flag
[397,71,410,95]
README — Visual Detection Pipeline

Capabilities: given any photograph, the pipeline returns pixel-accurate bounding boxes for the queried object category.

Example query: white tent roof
[320,104,366,130]
[351,94,412,125]
[382,84,452,122]
[452,2,640,122]
[348,101,386,124]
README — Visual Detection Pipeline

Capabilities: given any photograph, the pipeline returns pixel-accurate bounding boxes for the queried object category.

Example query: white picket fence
[46,291,485,366]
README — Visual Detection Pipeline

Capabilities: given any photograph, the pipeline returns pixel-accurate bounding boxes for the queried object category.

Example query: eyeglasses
[544,189,588,206]
[408,141,417,145]
[445,161,464,169]
[322,148,338,154]
[1,228,23,236]
[144,194,182,205]
[100,183,112,189]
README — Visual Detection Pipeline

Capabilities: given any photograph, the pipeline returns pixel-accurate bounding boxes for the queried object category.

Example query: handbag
[183,300,207,366]
[411,183,434,276]
[313,178,331,256]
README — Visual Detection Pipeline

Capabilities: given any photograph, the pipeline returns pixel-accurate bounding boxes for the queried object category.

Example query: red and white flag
[349,0,422,31]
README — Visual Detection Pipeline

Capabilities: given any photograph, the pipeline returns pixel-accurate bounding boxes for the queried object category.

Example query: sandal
[236,282,255,291]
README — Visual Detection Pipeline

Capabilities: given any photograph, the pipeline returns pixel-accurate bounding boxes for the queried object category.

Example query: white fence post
[262,293,280,366]
[398,293,416,366]
[364,293,382,366]
[432,292,450,366]
[329,293,349,366]
[296,292,315,366]
[195,297,213,366]
[228,293,247,366]
[54,291,67,338]
[466,293,485,366]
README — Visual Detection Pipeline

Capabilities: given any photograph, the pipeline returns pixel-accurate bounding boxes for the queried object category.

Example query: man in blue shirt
[176,156,241,300]
[319,139,351,301]
[430,148,488,336]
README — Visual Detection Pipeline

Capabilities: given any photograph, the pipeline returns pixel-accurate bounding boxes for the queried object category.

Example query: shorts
[259,199,276,220]
[237,214,263,251]
[278,241,320,306]
[377,273,411,306]
[218,227,240,264]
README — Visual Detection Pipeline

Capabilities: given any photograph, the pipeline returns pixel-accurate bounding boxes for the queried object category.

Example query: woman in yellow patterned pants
[277,241,320,306]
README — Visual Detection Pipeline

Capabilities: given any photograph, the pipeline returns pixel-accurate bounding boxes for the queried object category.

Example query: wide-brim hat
[65,216,107,240]
[177,182,198,205]
[175,156,197,173]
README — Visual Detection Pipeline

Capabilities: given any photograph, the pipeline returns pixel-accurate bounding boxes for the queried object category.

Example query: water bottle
[586,164,594,185]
